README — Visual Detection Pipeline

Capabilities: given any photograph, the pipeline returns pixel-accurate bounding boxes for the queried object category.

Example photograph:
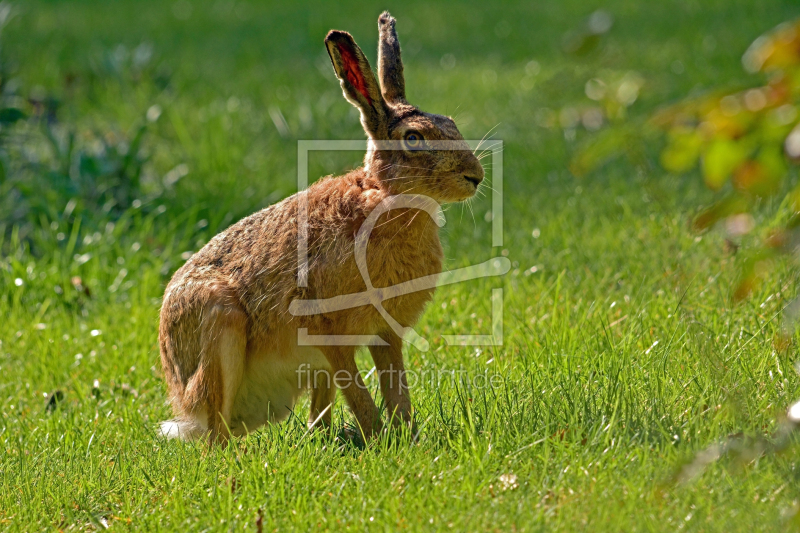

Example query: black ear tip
[378,11,395,26]
[325,30,353,45]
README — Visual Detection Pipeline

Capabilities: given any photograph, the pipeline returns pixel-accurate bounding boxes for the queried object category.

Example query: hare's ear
[377,12,406,105]
[325,30,387,138]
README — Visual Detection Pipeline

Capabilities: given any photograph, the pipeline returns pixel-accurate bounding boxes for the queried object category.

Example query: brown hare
[158,11,484,443]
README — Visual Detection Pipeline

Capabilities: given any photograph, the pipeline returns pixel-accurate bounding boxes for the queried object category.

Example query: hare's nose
[464,175,483,187]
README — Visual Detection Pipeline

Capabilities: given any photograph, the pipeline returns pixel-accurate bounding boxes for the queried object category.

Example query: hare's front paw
[335,425,370,449]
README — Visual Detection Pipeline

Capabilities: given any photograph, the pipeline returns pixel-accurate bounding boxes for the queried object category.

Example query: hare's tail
[159,418,206,440]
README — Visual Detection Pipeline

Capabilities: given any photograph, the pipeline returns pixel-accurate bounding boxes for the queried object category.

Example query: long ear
[325,30,387,138]
[377,12,406,105]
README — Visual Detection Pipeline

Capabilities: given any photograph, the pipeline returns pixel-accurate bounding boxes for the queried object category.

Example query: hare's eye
[403,131,424,150]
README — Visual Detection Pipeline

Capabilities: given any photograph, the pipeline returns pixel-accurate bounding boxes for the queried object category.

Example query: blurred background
[3,0,797,297]
[4,0,795,236]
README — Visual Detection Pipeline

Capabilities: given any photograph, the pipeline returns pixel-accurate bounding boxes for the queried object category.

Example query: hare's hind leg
[186,300,247,444]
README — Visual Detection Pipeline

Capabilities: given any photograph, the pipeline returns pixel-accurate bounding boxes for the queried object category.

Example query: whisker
[477,145,503,160]
[374,208,417,230]
[382,163,439,171]
[466,196,477,228]
[380,175,443,182]
[473,123,501,154]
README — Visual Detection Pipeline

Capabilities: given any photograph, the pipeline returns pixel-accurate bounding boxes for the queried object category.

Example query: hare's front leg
[308,371,336,431]
[321,346,381,440]
[369,333,414,430]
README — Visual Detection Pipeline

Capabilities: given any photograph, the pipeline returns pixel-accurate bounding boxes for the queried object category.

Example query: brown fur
[159,12,484,443]
[378,11,406,105]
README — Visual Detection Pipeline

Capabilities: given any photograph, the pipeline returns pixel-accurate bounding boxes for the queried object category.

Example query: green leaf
[692,195,749,231]
[754,145,786,194]
[742,18,800,73]
[660,128,703,173]
[701,139,749,190]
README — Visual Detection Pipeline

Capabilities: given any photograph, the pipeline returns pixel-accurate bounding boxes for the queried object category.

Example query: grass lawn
[3,0,800,530]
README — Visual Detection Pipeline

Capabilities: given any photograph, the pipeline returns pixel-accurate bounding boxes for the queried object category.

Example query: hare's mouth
[463,175,482,188]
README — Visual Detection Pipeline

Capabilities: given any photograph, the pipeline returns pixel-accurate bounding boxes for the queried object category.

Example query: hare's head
[325,12,484,204]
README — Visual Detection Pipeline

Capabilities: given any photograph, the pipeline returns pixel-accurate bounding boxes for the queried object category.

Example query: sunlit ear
[377,11,407,105]
[325,30,387,138]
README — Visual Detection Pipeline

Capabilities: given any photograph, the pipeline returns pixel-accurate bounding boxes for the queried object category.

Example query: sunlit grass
[2,0,800,530]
